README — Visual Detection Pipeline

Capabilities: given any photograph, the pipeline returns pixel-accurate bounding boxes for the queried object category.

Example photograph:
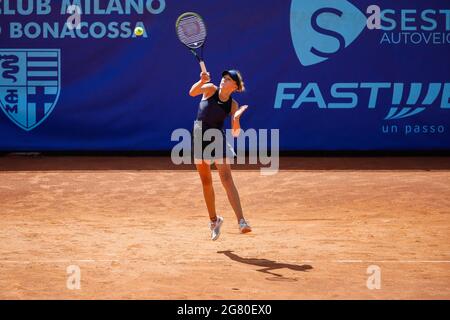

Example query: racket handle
[199,60,207,73]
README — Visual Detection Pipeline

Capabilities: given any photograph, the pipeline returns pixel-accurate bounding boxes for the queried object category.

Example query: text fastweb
[274,82,450,109]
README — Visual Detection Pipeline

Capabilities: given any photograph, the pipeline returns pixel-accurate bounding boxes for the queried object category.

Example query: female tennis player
[189,69,252,241]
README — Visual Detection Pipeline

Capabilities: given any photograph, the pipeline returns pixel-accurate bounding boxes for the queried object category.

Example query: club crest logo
[0,49,61,131]
[290,0,366,66]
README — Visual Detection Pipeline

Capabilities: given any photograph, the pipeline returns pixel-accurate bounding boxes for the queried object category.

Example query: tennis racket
[176,12,208,73]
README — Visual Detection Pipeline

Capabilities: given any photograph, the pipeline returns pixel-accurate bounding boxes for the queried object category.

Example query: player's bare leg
[196,160,225,240]
[195,161,217,221]
[214,162,252,232]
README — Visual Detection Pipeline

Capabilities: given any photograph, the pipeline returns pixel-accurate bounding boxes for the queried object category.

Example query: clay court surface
[0,155,449,300]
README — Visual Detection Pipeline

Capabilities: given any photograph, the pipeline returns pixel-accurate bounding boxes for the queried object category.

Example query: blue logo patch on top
[0,49,61,131]
[290,0,366,66]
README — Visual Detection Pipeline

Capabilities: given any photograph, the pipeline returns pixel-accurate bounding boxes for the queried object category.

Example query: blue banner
[0,0,449,151]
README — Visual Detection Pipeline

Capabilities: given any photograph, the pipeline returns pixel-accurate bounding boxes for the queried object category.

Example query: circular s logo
[290,0,367,66]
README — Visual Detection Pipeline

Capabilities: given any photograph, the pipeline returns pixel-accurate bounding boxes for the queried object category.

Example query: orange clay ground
[0,155,449,299]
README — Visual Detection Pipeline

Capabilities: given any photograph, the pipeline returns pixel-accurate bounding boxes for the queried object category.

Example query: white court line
[0,260,119,264]
[0,259,449,264]
[335,260,450,263]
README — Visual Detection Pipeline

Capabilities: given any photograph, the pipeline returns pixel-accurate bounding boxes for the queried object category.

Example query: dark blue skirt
[191,121,237,161]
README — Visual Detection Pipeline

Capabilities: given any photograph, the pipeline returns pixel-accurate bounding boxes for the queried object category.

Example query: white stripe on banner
[45,87,58,95]
[28,61,58,68]
[27,51,58,58]
[28,81,58,86]
[27,71,58,77]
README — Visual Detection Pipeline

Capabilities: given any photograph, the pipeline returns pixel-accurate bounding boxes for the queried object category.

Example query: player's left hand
[234,105,249,120]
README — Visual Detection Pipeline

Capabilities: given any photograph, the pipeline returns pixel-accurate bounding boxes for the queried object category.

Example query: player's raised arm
[231,100,249,137]
[189,72,216,97]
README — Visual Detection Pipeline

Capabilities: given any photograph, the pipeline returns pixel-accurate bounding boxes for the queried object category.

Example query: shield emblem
[0,49,61,131]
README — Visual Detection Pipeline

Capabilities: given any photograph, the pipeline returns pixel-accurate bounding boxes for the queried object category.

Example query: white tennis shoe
[209,216,224,241]
[239,218,252,234]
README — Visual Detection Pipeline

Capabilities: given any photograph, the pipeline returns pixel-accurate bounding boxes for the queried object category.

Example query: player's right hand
[200,72,210,84]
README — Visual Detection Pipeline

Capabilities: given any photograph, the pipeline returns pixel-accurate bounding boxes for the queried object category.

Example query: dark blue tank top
[196,89,232,130]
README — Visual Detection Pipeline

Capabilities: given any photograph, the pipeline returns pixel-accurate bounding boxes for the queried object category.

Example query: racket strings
[177,15,207,49]
[178,30,206,47]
